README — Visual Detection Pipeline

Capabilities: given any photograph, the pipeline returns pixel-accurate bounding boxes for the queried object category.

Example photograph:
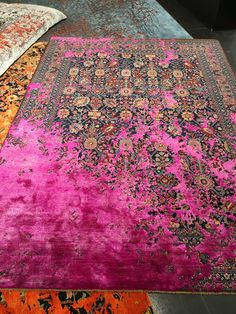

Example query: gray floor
[158,0,236,71]
[149,293,236,314]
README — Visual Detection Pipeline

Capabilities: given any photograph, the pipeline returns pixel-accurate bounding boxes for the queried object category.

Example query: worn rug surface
[0,37,235,292]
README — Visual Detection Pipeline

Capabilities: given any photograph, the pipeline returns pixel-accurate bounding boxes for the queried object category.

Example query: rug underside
[0,37,235,292]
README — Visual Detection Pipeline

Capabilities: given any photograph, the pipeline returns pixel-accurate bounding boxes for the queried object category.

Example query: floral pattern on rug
[0,42,47,146]
[0,290,152,313]
[0,38,235,292]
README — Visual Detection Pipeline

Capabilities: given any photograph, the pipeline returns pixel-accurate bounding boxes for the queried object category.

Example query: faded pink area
[0,118,234,290]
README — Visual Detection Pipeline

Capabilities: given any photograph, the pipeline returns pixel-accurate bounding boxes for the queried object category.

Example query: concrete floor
[158,0,236,72]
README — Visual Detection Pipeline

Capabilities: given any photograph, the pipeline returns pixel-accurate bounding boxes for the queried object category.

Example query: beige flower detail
[7,94,18,102]
[120,88,133,97]
[122,53,131,58]
[84,137,97,149]
[69,123,83,133]
[121,69,131,77]
[173,70,183,78]
[147,69,157,77]
[175,88,189,97]
[154,142,167,152]
[195,100,207,109]
[155,112,164,122]
[80,78,90,85]
[134,98,148,108]
[63,86,76,95]
[57,108,70,118]
[195,175,214,190]
[69,67,79,76]
[134,61,144,68]
[168,125,181,136]
[120,110,132,120]
[162,79,172,88]
[119,138,133,150]
[182,111,194,121]
[145,54,156,60]
[188,139,202,150]
[103,98,117,108]
[202,127,214,137]
[95,69,105,77]
[88,109,101,119]
[134,78,145,86]
[98,52,107,58]
[73,96,90,107]
[84,60,94,67]
[31,108,44,119]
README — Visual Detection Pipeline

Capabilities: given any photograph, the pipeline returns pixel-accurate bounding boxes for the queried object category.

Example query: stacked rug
[0,38,235,294]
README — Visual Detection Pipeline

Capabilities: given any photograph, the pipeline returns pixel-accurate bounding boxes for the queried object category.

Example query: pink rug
[0,37,235,292]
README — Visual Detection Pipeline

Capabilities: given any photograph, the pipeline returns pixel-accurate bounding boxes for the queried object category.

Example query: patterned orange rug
[0,290,152,314]
[0,41,47,147]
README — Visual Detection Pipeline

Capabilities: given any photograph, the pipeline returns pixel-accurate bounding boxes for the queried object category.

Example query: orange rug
[0,41,47,147]
[0,290,152,314]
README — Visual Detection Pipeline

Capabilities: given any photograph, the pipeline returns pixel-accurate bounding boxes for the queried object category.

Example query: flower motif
[173,70,183,78]
[84,60,94,67]
[109,60,118,67]
[155,112,164,122]
[88,109,101,119]
[155,142,167,152]
[63,86,76,95]
[95,69,105,77]
[101,123,116,135]
[134,79,145,87]
[98,52,107,58]
[161,79,172,88]
[202,127,214,137]
[134,61,144,68]
[7,95,18,102]
[120,110,132,120]
[167,125,181,136]
[120,88,133,97]
[147,69,157,77]
[134,98,148,108]
[195,100,207,109]
[80,78,90,85]
[103,98,117,108]
[145,54,156,59]
[57,108,70,119]
[69,67,79,76]
[121,69,131,77]
[31,108,44,119]
[195,175,214,190]
[122,53,131,58]
[90,98,102,109]
[119,138,133,150]
[84,137,97,149]
[73,96,90,107]
[182,111,194,121]
[175,88,189,97]
[69,123,83,133]
[159,174,177,187]
[188,139,202,150]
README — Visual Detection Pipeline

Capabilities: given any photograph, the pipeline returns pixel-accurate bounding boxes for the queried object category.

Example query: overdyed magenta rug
[0,38,235,292]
